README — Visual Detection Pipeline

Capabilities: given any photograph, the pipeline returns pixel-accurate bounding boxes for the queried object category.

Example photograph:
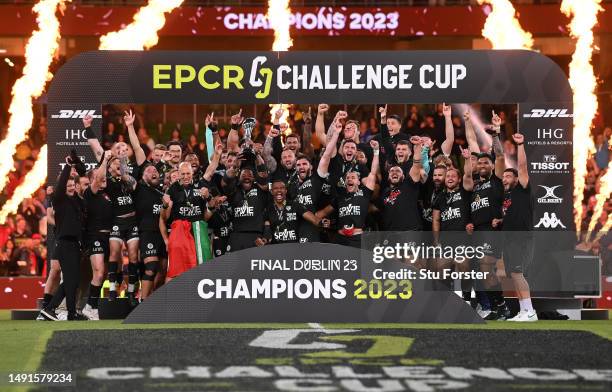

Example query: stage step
[11,309,40,320]
[98,298,134,320]
[581,309,610,320]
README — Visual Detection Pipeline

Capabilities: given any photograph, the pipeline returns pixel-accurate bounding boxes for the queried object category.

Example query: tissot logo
[537,185,563,204]
[522,109,573,118]
[51,109,102,119]
[534,212,566,229]
[530,155,570,174]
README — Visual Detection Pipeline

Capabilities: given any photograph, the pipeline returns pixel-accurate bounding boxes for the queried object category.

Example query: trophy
[238,117,257,168]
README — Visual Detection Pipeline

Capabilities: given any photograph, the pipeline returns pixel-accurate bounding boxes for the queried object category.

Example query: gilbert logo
[537,185,563,204]
[534,212,566,229]
[523,109,573,118]
[51,109,102,119]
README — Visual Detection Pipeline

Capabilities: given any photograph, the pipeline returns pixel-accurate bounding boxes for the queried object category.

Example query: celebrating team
[39,103,537,322]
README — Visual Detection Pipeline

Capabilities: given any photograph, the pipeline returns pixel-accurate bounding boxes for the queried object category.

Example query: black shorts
[472,225,503,259]
[86,232,110,259]
[212,235,230,257]
[503,232,534,276]
[139,230,167,259]
[110,216,139,243]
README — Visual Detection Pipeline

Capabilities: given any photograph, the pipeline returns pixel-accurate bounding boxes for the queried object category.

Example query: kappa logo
[537,185,563,204]
[522,108,573,118]
[51,109,102,119]
[534,212,566,229]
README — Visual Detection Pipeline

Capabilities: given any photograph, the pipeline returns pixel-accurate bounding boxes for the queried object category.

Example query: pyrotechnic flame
[477,0,533,49]
[593,215,611,243]
[267,0,293,51]
[0,0,68,193]
[586,161,611,242]
[0,146,48,224]
[561,0,602,237]
[99,0,184,50]
[269,104,292,138]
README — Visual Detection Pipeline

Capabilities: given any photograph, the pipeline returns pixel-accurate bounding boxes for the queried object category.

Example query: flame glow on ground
[267,0,293,51]
[99,0,184,50]
[477,0,533,49]
[0,146,47,224]
[0,0,67,193]
[560,0,602,238]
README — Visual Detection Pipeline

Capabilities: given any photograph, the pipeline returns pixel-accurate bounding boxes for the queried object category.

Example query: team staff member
[105,154,140,306]
[325,140,380,248]
[40,156,87,321]
[262,180,299,244]
[296,118,343,243]
[225,155,270,251]
[81,152,114,320]
[464,111,510,320]
[431,148,473,288]
[379,136,424,231]
[134,164,165,300]
[421,165,447,231]
[162,162,208,281]
[202,143,233,256]
[501,132,538,322]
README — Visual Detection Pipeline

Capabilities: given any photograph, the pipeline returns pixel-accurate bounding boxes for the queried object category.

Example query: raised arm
[203,143,223,182]
[317,119,342,177]
[326,110,347,145]
[461,146,474,191]
[123,110,146,166]
[120,157,137,191]
[263,129,279,173]
[463,110,480,154]
[227,109,243,153]
[364,140,380,191]
[83,114,105,163]
[512,132,529,188]
[315,103,329,144]
[441,103,455,156]
[53,157,73,205]
[90,150,111,194]
[490,110,505,178]
[409,136,423,183]
[302,107,314,159]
